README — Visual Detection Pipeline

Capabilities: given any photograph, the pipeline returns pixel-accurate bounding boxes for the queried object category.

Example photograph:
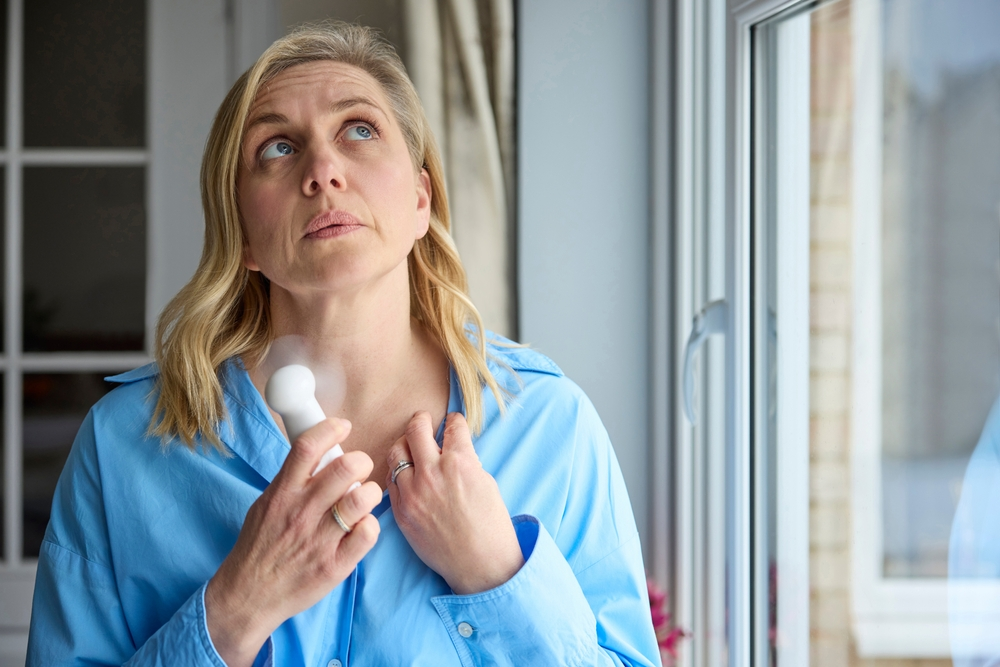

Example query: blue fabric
[27,335,661,666]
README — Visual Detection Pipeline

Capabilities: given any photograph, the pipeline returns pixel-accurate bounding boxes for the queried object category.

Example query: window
[1,1,151,654]
[675,0,1000,663]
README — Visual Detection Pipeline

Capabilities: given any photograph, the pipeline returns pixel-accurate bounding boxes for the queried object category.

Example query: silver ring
[391,460,415,485]
[331,502,352,533]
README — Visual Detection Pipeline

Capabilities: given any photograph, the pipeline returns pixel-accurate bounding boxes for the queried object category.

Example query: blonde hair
[151,21,505,450]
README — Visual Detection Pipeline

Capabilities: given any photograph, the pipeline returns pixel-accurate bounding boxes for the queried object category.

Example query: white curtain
[403,0,516,339]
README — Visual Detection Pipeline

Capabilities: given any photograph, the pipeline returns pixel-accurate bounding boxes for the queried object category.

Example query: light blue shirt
[27,337,661,666]
[949,395,1000,666]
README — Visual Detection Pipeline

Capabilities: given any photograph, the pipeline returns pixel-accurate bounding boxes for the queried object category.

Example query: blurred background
[1,1,999,666]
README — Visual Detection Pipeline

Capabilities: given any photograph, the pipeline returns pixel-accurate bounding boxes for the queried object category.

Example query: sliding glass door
[678,0,1000,664]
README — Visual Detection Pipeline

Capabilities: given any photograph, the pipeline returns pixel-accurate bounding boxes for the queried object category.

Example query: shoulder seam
[572,530,641,576]
[41,538,114,573]
[486,347,564,377]
[105,362,159,384]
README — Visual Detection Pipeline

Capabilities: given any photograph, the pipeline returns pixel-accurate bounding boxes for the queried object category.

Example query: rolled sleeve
[431,516,655,667]
[122,582,227,667]
[125,583,274,667]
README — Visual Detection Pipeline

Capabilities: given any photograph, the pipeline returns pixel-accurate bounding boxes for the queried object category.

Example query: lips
[304,210,364,238]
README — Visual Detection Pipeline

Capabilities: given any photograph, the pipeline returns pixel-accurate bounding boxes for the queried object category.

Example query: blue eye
[345,125,374,141]
[261,141,294,160]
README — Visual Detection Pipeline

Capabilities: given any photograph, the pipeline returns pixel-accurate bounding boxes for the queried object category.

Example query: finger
[386,435,416,488]
[334,514,380,568]
[441,412,476,456]
[404,411,440,466]
[278,418,352,486]
[387,459,401,511]
[309,450,373,508]
[330,480,382,530]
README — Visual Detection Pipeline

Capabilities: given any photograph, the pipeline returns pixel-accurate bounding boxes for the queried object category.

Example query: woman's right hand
[204,418,382,667]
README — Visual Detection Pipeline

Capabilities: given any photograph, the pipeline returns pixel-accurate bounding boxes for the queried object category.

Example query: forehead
[248,60,391,119]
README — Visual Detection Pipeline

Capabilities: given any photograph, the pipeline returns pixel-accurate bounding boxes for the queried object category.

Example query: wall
[281,0,406,52]
[517,0,653,553]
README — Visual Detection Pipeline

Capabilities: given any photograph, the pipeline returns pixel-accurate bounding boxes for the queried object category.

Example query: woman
[27,22,660,667]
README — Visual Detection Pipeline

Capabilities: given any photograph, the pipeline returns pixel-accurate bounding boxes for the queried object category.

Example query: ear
[243,244,260,272]
[414,167,432,239]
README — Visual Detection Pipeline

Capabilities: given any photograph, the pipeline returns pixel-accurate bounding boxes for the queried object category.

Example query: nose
[301,144,346,196]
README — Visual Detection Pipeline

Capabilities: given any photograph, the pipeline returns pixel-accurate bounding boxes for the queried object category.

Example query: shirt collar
[218,358,291,483]
[216,359,465,485]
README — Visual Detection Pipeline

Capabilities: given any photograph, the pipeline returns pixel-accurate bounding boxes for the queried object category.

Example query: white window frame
[848,0,1000,657]
[755,10,812,666]
[668,1,735,666]
[0,0,278,660]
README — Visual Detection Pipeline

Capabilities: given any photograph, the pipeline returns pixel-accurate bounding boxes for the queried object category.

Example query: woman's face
[237,61,431,298]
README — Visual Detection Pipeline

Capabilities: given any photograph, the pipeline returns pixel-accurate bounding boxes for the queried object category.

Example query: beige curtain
[403,0,515,339]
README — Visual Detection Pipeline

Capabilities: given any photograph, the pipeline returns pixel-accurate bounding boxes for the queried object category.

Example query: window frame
[668,2,735,666]
[2,0,152,583]
[749,9,813,666]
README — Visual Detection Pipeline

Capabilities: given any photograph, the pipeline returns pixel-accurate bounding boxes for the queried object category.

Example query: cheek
[239,183,284,245]
[366,162,421,231]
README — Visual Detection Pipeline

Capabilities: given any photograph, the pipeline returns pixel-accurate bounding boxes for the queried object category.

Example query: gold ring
[331,502,352,533]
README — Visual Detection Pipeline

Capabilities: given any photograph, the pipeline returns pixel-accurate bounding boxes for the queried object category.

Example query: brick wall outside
[807,2,949,666]
[809,2,855,663]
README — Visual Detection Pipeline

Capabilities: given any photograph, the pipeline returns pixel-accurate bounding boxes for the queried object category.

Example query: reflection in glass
[23,0,145,147]
[881,0,1000,579]
[22,373,113,558]
[23,167,145,352]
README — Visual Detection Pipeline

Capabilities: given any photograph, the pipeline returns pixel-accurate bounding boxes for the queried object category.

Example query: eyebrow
[246,96,388,131]
[330,96,386,118]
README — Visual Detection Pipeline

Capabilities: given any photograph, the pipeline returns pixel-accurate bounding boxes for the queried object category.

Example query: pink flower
[647,577,690,666]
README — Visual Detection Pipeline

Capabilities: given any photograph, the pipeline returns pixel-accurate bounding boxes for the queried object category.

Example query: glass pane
[23,0,145,147]
[22,373,114,558]
[23,167,145,352]
[754,0,1000,663]
[880,0,1000,580]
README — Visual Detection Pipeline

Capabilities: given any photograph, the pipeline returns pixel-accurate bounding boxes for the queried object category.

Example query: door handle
[683,299,728,424]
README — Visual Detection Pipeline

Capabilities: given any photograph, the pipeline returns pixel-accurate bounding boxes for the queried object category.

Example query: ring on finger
[331,502,352,534]
[391,460,415,485]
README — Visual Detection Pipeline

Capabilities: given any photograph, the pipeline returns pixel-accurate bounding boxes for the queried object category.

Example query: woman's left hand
[386,411,525,595]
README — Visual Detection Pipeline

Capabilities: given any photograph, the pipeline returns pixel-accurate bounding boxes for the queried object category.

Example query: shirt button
[328,660,342,667]
[457,622,474,638]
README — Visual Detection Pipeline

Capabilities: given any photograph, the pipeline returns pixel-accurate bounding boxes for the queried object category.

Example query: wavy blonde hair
[151,21,505,450]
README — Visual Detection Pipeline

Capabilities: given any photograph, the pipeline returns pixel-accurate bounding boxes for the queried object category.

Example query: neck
[253,263,445,420]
